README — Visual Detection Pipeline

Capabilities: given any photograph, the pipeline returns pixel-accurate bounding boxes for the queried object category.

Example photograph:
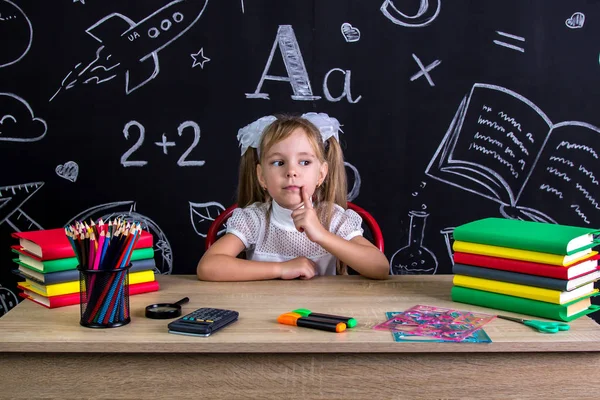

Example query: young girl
[197,113,389,281]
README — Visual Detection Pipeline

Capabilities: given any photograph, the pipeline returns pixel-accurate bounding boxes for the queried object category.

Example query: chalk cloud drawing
[68,201,173,274]
[493,31,525,53]
[50,0,209,101]
[190,201,225,237]
[0,285,19,317]
[0,0,32,68]
[566,12,585,29]
[380,0,441,28]
[246,25,320,101]
[410,54,441,87]
[341,23,360,42]
[191,47,210,68]
[55,161,79,182]
[0,182,44,232]
[0,93,47,142]
[345,161,361,202]
[426,83,600,227]
[390,210,438,275]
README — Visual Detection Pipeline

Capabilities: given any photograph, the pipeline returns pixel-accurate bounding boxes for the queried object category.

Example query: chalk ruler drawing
[380,0,441,28]
[121,120,205,167]
[190,201,225,237]
[191,47,210,68]
[390,210,438,275]
[56,161,79,182]
[68,201,173,274]
[0,182,44,232]
[410,54,441,86]
[565,12,585,29]
[341,23,360,42]
[426,83,600,226]
[0,93,47,142]
[50,0,209,101]
[493,31,525,53]
[246,25,361,103]
[0,0,32,68]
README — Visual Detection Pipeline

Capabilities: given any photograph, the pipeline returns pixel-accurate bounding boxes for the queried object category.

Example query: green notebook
[453,218,600,255]
[451,286,600,322]
[12,247,154,273]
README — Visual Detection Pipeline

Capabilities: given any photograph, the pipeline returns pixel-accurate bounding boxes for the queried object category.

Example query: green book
[12,247,154,273]
[451,285,600,322]
[452,218,600,255]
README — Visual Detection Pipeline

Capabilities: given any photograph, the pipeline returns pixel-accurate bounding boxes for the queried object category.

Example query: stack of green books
[450,218,600,322]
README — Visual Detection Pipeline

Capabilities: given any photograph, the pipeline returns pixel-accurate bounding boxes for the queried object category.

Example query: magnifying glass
[145,297,190,319]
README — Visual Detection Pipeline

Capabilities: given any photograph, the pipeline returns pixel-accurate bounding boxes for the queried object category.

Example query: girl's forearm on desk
[197,254,282,281]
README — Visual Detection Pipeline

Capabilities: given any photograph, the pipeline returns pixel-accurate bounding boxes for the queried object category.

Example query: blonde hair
[236,114,349,274]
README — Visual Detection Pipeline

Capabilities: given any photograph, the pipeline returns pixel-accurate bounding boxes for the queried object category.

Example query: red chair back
[205,202,384,252]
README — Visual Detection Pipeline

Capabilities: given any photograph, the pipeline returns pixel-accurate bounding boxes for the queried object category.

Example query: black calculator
[167,307,239,337]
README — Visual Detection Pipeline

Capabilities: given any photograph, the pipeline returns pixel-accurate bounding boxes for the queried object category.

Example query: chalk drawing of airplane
[86,0,209,94]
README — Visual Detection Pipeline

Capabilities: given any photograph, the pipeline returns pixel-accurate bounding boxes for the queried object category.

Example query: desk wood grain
[1,275,599,353]
[1,275,600,399]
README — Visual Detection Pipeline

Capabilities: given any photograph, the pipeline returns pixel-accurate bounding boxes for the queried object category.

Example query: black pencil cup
[78,264,132,328]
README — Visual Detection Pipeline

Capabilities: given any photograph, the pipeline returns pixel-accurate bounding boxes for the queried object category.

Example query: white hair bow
[237,113,342,156]
[301,112,342,143]
[237,115,277,156]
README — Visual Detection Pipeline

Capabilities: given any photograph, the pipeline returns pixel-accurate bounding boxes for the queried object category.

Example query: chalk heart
[56,161,79,182]
[341,23,360,42]
[565,12,585,29]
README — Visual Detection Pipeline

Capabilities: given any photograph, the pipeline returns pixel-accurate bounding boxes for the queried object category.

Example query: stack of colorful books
[11,225,160,308]
[450,218,600,322]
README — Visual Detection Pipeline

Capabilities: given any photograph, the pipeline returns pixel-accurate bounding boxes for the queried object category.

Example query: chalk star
[73,0,85,4]
[155,134,176,155]
[191,48,210,69]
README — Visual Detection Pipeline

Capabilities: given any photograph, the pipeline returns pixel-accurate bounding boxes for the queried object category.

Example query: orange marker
[277,312,346,333]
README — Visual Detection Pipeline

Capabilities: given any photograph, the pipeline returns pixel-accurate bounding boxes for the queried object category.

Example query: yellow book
[23,270,156,297]
[452,240,594,266]
[453,274,597,304]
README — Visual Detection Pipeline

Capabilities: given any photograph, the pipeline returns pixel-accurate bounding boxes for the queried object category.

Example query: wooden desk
[1,275,599,399]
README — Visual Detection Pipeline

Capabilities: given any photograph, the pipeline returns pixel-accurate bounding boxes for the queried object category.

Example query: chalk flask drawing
[425,83,600,227]
[390,211,438,275]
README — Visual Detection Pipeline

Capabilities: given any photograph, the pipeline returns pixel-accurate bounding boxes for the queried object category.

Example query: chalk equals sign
[493,31,525,53]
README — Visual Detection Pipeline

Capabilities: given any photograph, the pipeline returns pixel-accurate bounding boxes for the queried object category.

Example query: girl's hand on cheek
[292,187,326,243]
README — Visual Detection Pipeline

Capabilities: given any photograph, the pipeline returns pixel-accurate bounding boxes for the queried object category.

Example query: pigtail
[319,138,349,275]
[237,148,269,207]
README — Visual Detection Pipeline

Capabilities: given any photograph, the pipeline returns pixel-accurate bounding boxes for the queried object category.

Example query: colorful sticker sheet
[384,312,492,343]
[376,305,496,342]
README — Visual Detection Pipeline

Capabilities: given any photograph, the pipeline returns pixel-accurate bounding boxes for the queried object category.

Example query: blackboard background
[1,1,599,319]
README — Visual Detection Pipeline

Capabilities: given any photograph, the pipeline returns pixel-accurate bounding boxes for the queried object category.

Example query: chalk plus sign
[155,134,176,154]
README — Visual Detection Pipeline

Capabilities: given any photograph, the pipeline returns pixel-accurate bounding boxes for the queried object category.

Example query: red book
[18,280,160,309]
[11,228,153,260]
[453,251,600,280]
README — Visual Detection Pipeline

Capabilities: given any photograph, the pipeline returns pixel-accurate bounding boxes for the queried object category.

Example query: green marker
[292,308,357,328]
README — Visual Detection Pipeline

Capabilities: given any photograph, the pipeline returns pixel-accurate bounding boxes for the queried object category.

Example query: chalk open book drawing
[426,83,600,227]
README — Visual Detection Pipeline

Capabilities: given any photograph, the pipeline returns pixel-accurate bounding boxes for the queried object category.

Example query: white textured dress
[226,200,364,275]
